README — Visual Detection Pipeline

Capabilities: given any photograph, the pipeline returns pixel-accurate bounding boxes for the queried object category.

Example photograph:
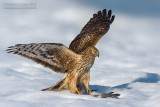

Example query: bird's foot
[88,88,92,95]
[76,88,81,95]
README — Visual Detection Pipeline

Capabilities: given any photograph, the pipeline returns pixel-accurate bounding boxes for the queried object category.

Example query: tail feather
[41,78,65,91]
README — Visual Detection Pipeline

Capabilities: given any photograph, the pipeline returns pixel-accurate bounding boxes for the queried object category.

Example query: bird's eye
[92,50,96,54]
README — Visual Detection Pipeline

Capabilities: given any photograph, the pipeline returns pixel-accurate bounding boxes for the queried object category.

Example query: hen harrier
[6,9,115,95]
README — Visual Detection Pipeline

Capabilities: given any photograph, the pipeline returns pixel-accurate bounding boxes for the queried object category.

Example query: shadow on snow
[90,73,160,93]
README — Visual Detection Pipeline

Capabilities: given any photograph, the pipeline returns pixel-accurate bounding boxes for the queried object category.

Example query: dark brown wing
[69,9,115,53]
[6,43,79,73]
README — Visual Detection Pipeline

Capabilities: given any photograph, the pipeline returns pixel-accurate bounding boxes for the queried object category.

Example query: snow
[0,0,160,107]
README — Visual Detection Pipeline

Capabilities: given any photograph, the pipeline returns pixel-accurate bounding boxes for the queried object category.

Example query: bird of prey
[6,9,115,95]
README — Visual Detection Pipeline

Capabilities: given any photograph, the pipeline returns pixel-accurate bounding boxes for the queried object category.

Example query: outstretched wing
[6,43,79,73]
[69,9,115,53]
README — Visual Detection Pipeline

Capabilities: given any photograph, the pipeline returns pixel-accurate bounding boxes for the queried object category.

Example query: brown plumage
[6,9,115,94]
[69,9,115,53]
[7,44,99,94]
[69,9,115,93]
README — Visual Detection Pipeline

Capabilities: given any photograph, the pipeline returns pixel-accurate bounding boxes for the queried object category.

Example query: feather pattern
[7,43,79,73]
[69,9,115,53]
[6,9,115,94]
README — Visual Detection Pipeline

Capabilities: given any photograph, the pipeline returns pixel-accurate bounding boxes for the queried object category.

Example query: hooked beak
[97,51,99,57]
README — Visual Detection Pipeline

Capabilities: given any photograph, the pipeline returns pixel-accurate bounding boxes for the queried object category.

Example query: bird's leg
[76,88,81,95]
[84,79,92,95]
[76,75,89,95]
[84,74,92,95]
[68,76,81,95]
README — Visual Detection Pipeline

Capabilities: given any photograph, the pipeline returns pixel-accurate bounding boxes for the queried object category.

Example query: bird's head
[82,46,99,57]
[91,47,99,57]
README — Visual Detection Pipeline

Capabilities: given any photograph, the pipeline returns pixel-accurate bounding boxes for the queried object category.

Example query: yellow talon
[76,88,81,95]
[88,88,92,95]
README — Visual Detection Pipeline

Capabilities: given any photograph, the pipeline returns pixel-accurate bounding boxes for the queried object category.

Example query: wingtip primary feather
[93,13,97,18]
[6,47,13,53]
[8,46,14,48]
[111,15,115,24]
[108,10,112,18]
[97,11,102,16]
[7,51,13,53]
[102,9,107,16]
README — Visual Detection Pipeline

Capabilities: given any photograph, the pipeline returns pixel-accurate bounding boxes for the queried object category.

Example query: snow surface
[0,0,160,107]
